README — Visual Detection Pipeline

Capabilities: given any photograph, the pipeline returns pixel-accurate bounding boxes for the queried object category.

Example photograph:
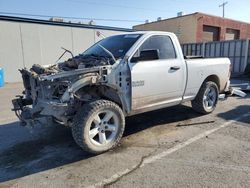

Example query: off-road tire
[71,100,125,154]
[191,81,219,114]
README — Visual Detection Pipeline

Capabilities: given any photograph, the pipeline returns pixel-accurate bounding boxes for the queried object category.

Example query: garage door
[225,28,240,40]
[203,25,220,42]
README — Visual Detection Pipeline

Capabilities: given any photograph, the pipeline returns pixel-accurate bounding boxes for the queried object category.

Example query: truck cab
[126,32,187,113]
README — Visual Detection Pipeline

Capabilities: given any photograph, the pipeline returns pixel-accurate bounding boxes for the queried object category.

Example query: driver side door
[128,35,185,112]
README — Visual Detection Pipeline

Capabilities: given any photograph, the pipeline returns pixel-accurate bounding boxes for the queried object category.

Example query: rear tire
[191,81,219,114]
[71,100,125,154]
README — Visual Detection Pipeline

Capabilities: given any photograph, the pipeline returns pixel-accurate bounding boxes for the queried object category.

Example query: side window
[139,35,176,59]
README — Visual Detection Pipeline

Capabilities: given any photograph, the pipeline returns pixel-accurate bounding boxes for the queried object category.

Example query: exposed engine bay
[30,54,114,75]
[12,53,118,127]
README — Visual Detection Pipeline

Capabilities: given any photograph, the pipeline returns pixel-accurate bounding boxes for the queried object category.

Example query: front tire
[72,100,125,154]
[191,81,219,114]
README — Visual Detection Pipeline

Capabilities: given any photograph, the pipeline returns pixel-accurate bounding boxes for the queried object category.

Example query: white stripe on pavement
[89,112,250,188]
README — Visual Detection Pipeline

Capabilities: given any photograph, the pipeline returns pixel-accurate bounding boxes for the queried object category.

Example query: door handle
[170,66,180,71]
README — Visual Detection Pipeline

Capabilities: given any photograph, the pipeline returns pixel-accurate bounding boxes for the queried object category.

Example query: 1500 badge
[132,80,145,87]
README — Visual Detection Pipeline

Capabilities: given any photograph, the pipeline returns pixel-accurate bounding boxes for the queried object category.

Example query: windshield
[83,34,142,59]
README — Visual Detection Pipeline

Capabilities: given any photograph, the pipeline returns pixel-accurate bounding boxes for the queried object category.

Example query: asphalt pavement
[0,83,249,188]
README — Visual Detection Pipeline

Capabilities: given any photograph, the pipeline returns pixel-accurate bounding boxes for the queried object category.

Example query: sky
[0,0,249,29]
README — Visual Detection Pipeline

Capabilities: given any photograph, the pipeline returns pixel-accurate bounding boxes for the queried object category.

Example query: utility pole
[219,1,228,17]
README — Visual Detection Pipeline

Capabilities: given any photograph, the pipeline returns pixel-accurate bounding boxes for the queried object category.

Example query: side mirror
[131,49,159,62]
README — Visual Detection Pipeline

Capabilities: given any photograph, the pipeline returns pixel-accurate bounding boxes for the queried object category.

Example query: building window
[202,25,220,42]
[225,28,240,40]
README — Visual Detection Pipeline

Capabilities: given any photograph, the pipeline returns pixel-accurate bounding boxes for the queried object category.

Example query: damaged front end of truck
[12,54,117,127]
[12,33,143,128]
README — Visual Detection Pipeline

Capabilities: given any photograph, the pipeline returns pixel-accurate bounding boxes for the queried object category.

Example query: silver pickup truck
[12,31,231,153]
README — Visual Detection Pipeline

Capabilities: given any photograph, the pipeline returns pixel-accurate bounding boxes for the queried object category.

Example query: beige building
[0,16,131,82]
[133,12,250,44]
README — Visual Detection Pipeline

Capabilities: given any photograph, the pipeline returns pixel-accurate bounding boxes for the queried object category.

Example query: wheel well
[75,85,123,108]
[204,75,220,90]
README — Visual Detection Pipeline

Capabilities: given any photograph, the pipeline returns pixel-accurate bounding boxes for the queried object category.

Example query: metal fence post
[202,42,206,57]
[244,39,249,72]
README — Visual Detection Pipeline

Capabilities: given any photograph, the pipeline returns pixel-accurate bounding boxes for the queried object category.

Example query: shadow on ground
[0,121,93,183]
[124,104,202,136]
[0,104,202,183]
[217,104,250,125]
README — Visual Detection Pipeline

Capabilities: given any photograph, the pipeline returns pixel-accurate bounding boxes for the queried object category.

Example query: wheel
[191,81,219,114]
[72,100,125,154]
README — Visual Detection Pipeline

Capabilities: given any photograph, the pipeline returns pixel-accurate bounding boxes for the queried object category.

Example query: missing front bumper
[12,96,69,126]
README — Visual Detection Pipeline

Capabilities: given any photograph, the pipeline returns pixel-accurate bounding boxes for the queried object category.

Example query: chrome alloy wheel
[203,86,217,110]
[88,110,119,146]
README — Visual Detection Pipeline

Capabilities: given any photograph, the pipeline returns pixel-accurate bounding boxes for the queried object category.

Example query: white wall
[0,20,127,82]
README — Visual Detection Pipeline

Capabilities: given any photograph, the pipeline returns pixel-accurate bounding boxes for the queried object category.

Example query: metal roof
[0,15,134,32]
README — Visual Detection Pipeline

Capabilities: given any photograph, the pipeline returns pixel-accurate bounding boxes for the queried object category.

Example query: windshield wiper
[97,44,117,63]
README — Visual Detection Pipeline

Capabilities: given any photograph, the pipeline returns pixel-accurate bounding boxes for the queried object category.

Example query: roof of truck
[125,31,173,34]
[116,31,176,37]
